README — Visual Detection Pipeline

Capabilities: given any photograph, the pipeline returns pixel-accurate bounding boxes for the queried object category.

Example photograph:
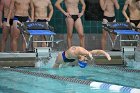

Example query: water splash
[35,52,58,68]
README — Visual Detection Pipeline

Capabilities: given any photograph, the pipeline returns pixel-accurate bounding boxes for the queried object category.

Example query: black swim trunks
[130,20,140,27]
[36,19,48,22]
[103,16,116,22]
[71,15,79,22]
[62,51,75,62]
[14,16,29,22]
[2,18,13,26]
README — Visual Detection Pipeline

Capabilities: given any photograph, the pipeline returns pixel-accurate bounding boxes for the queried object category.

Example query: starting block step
[94,55,123,65]
[0,53,36,59]
[34,47,52,57]
[122,46,136,52]
[0,52,36,67]
[91,51,123,65]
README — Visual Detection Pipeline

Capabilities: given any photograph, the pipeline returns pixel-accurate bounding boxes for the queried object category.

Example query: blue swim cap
[78,60,87,68]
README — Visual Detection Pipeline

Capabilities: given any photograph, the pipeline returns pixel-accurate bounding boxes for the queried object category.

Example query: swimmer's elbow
[55,2,58,7]
[101,7,105,11]
[122,10,125,15]
[116,5,120,10]
[55,2,60,9]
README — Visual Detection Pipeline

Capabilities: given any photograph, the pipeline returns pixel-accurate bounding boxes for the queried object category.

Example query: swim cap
[78,60,87,68]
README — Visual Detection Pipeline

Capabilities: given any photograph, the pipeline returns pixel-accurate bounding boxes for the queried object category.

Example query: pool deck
[0,50,124,67]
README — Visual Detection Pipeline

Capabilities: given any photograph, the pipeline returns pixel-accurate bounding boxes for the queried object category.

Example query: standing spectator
[55,0,86,48]
[100,0,120,50]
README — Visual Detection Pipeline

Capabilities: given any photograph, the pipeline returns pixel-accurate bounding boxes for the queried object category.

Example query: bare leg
[22,33,29,51]
[41,35,47,47]
[65,17,74,48]
[74,18,85,48]
[11,21,20,52]
[101,29,107,50]
[10,26,14,51]
[33,36,38,48]
[1,23,10,52]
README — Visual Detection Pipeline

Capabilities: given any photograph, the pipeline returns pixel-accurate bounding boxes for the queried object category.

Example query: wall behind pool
[0,0,126,51]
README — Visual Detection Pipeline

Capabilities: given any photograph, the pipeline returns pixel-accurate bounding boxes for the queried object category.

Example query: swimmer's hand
[88,53,93,60]
[45,17,50,22]
[5,22,10,27]
[126,18,130,23]
[65,12,71,17]
[16,21,22,27]
[78,12,83,18]
[105,53,111,61]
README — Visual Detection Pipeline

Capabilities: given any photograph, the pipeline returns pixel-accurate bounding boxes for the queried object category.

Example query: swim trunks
[14,16,29,22]
[36,19,48,22]
[2,18,13,26]
[102,16,116,25]
[62,51,75,62]
[130,20,140,27]
[71,15,79,22]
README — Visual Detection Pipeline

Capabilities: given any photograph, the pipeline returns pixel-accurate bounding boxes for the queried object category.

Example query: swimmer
[32,0,53,47]
[0,0,14,52]
[55,0,86,48]
[52,46,111,68]
[100,0,120,50]
[122,0,140,28]
[7,0,33,52]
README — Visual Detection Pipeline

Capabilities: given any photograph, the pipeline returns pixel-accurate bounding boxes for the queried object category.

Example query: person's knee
[2,25,9,31]
[67,34,73,39]
[12,32,20,40]
[79,33,84,39]
[2,34,8,40]
[102,31,107,37]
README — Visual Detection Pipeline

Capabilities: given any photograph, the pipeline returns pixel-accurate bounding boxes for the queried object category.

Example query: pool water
[0,52,140,93]
[19,65,140,89]
[0,69,118,93]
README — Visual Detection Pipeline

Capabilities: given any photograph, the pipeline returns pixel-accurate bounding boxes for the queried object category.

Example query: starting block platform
[0,47,52,67]
[0,52,36,67]
[104,22,140,48]
[94,51,123,65]
[34,47,52,58]
[18,22,56,51]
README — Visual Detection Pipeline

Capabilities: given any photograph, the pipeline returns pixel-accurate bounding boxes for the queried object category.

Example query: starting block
[122,46,136,64]
[104,22,140,49]
[122,46,136,52]
[34,47,52,58]
[17,22,56,51]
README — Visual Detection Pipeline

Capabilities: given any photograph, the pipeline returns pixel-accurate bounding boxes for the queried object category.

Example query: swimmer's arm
[53,58,61,68]
[30,0,34,22]
[90,50,111,61]
[113,0,120,9]
[79,0,86,14]
[48,1,54,21]
[55,0,67,15]
[7,0,14,23]
[0,0,4,25]
[77,47,93,60]
[52,53,62,68]
[99,0,107,11]
[52,63,60,68]
[122,0,129,22]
